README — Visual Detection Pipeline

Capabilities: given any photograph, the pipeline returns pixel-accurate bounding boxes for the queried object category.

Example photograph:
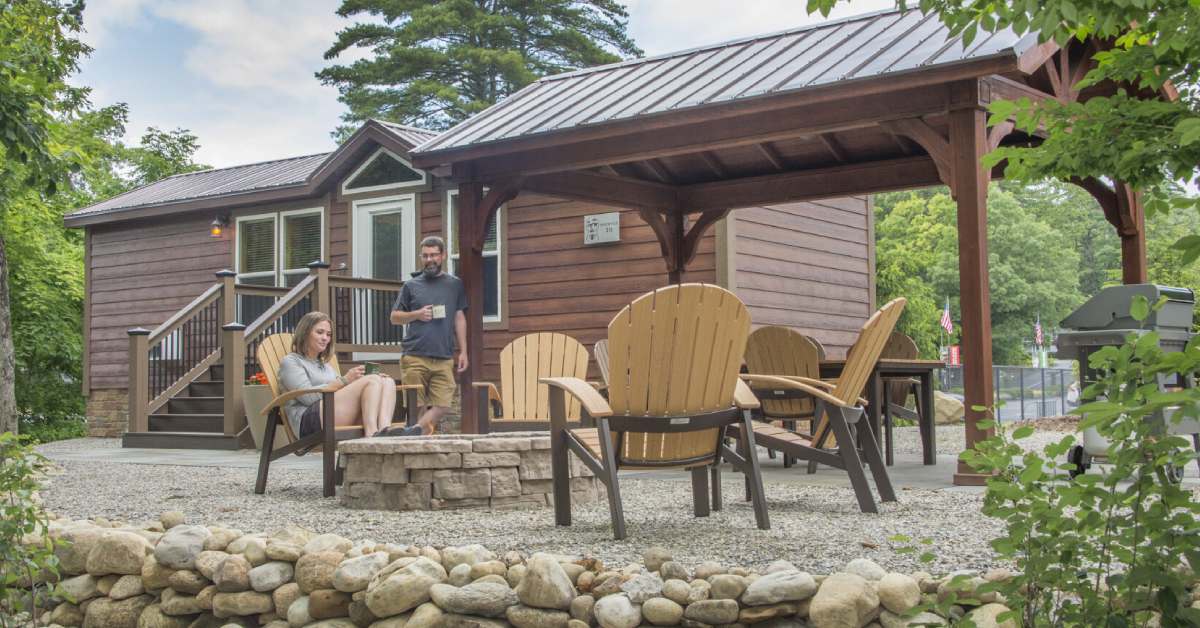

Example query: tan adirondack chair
[740,298,906,513]
[879,332,923,465]
[473,333,591,432]
[593,339,610,388]
[744,326,825,467]
[542,284,770,539]
[253,333,419,497]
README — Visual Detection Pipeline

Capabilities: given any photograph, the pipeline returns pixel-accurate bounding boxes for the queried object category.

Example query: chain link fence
[938,366,1079,422]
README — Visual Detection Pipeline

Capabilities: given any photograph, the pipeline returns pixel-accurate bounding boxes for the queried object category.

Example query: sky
[74,0,894,169]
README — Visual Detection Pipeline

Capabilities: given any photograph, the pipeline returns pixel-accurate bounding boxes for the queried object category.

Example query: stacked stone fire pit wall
[10,512,1053,628]
[338,433,600,511]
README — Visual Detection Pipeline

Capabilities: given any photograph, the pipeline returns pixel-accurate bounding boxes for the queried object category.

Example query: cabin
[66,119,874,449]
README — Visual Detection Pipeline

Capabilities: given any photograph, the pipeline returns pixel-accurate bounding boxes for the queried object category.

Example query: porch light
[210,215,229,238]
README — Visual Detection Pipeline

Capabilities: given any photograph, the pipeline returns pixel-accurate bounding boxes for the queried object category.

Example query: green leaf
[1177,118,1200,146]
[1130,295,1150,322]
[1011,426,1035,440]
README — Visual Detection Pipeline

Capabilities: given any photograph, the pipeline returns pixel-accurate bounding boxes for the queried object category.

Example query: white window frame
[341,147,428,195]
[235,208,325,287]
[351,194,418,280]
[445,190,503,324]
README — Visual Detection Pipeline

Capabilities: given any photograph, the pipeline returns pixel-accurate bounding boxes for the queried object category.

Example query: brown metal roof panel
[590,48,724,122]
[446,79,583,147]
[774,12,906,90]
[673,34,809,109]
[834,10,929,79]
[628,44,751,117]
[416,81,547,150]
[805,11,918,83]
[716,28,835,100]
[495,67,630,140]
[651,40,779,112]
[744,21,866,97]
[854,12,950,76]
[557,57,691,128]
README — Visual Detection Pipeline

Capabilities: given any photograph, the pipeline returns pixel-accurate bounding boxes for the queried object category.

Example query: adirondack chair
[744,326,824,468]
[542,284,770,539]
[472,333,591,432]
[253,333,420,497]
[878,332,924,465]
[593,339,610,388]
[739,298,906,513]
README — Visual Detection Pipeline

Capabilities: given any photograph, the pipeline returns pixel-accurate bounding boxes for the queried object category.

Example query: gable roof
[414,9,1039,157]
[65,120,438,226]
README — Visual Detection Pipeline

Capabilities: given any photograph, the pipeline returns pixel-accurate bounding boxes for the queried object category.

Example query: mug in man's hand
[432,304,447,319]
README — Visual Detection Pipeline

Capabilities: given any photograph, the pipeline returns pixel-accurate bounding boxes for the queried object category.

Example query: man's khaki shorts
[401,355,457,408]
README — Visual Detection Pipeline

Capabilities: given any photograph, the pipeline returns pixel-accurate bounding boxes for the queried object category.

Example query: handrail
[243,274,317,341]
[235,285,291,297]
[329,276,404,291]
[148,283,222,345]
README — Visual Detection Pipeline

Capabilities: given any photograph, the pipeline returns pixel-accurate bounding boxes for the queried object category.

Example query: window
[341,148,427,195]
[235,208,324,287]
[445,190,502,323]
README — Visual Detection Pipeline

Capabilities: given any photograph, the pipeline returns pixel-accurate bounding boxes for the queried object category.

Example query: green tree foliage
[317,0,642,135]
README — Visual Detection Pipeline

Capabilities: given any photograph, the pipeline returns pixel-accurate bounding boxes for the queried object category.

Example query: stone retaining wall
[338,433,600,511]
[12,513,1048,628]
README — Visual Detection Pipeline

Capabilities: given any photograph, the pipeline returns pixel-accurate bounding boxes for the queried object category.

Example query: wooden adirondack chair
[593,339,610,388]
[473,333,591,432]
[253,333,420,497]
[542,284,770,539]
[744,326,825,468]
[740,298,906,513]
[879,332,924,465]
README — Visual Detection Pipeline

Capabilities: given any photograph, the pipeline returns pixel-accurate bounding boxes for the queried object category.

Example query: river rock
[335,552,390,593]
[212,591,273,618]
[287,596,312,628]
[686,579,711,604]
[448,563,473,587]
[843,559,886,582]
[641,598,683,626]
[877,573,920,614]
[160,512,186,530]
[50,601,85,627]
[738,601,803,624]
[304,534,354,556]
[693,562,726,580]
[195,585,217,611]
[569,595,594,624]
[194,551,229,580]
[273,582,302,618]
[593,594,640,628]
[168,570,210,595]
[266,542,303,563]
[742,571,817,606]
[110,574,146,600]
[405,602,444,628]
[136,603,192,628]
[430,581,518,617]
[365,557,447,618]
[470,560,508,581]
[684,599,739,625]
[965,603,1017,628]
[506,604,572,628]
[662,580,690,605]
[297,551,345,593]
[620,573,663,604]
[83,594,154,628]
[161,589,203,616]
[309,589,353,619]
[213,555,252,592]
[642,548,672,574]
[156,526,212,570]
[56,525,107,576]
[249,561,294,592]
[442,545,496,571]
[879,609,947,628]
[709,574,748,600]
[203,527,241,552]
[60,574,101,603]
[87,531,152,576]
[808,573,878,628]
[517,555,576,610]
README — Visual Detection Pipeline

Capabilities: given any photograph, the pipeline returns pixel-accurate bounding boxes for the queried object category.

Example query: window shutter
[239,218,275,274]
[284,213,323,270]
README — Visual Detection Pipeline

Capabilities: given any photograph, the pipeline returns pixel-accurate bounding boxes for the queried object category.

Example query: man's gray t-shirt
[392,272,468,359]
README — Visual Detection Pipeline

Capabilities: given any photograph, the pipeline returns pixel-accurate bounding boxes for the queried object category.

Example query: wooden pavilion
[411,9,1160,484]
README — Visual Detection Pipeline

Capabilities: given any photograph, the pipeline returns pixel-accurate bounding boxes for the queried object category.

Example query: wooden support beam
[639,208,677,273]
[949,107,995,487]
[644,159,675,183]
[756,142,786,170]
[641,206,730,283]
[700,151,729,178]
[677,157,944,213]
[819,133,849,163]
[681,208,732,269]
[879,118,954,194]
[521,170,678,211]
[1071,177,1147,283]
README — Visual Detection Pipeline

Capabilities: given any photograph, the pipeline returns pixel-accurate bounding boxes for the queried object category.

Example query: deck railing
[331,276,404,352]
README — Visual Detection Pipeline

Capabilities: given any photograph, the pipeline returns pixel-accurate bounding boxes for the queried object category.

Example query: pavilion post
[1116,182,1148,284]
[456,182,486,434]
[949,106,996,486]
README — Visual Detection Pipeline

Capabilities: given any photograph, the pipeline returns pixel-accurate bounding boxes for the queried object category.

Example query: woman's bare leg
[334,376,381,431]
[376,378,397,432]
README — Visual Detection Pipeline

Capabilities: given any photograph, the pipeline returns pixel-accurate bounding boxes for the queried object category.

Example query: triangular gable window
[342,148,427,194]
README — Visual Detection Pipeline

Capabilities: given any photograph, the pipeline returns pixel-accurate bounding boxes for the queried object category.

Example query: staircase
[122,363,245,450]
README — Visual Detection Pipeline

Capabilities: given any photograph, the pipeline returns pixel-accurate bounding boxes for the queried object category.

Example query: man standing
[390,236,469,435]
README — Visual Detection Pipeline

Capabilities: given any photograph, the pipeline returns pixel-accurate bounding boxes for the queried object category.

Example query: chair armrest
[739,374,854,409]
[588,380,607,391]
[262,387,334,415]
[471,382,502,404]
[772,376,868,406]
[734,379,760,410]
[539,377,613,417]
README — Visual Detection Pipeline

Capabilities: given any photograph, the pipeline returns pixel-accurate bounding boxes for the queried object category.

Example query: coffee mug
[432,304,447,319]
[364,362,380,375]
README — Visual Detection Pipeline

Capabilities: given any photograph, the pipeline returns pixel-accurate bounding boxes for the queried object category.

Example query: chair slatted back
[593,339,610,386]
[498,333,590,420]
[256,333,341,442]
[606,284,751,465]
[880,332,919,406]
[831,298,907,406]
[805,335,827,361]
[744,326,821,418]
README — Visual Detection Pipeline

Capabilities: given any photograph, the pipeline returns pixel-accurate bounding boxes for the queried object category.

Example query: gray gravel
[36,437,1005,575]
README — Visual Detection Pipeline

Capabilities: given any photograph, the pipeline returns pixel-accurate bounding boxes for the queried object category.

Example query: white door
[351,195,416,359]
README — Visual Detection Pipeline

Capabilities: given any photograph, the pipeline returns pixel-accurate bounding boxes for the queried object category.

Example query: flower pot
[243,384,288,451]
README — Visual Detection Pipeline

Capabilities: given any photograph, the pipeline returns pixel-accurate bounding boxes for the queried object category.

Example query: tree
[0,0,90,435]
[318,0,642,135]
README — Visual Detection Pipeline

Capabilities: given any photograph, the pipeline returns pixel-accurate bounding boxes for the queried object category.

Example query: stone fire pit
[338,432,601,511]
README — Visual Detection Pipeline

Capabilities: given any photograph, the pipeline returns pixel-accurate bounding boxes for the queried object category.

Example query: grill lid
[1059,284,1194,332]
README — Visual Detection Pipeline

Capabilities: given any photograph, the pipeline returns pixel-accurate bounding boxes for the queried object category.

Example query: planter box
[244,384,289,451]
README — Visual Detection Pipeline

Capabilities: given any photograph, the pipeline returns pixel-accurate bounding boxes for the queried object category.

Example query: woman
[277,311,415,438]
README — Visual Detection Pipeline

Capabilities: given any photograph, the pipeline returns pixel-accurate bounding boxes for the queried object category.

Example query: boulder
[309,589,353,619]
[136,603,192,628]
[249,561,294,592]
[506,604,572,628]
[693,562,726,580]
[156,526,212,570]
[272,582,302,618]
[448,563,473,587]
[87,531,152,576]
[934,392,964,425]
[659,562,690,582]
[168,570,210,595]
[286,596,312,628]
[56,525,107,576]
[738,601,804,624]
[161,589,204,616]
[765,561,798,574]
[160,512,186,530]
[202,527,241,552]
[304,534,354,556]
[879,610,947,628]
[965,603,1017,628]
[59,574,101,603]
[662,579,690,605]
[620,573,664,604]
[686,579,711,604]
[50,601,84,627]
[592,594,640,628]
[265,542,303,563]
[110,574,147,600]
[843,559,886,582]
[194,551,229,580]
[876,573,920,614]
[83,594,154,628]
[516,555,576,610]
[742,571,818,606]
[808,573,879,628]
[430,581,519,617]
[405,602,444,628]
[683,599,740,625]
[470,560,508,581]
[642,548,672,574]
[211,591,274,618]
[364,557,448,618]
[641,598,684,626]
[213,554,252,592]
[708,574,748,600]
[296,551,345,594]
[195,585,217,611]
[442,545,496,572]
[335,552,391,593]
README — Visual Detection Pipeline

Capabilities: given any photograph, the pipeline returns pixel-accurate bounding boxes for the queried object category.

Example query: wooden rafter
[521,170,677,211]
[700,151,729,178]
[819,133,849,163]
[756,142,786,170]
[644,159,675,184]
[878,118,954,192]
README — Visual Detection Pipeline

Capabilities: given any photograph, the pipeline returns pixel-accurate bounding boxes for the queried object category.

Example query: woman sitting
[277,311,418,438]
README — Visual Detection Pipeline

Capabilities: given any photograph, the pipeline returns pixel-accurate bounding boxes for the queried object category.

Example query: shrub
[0,432,61,625]
[17,411,86,445]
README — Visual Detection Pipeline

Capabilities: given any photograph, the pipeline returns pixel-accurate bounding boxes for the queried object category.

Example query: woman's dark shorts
[299,402,322,438]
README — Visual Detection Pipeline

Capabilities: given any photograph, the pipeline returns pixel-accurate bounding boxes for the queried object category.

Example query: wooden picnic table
[818,358,944,466]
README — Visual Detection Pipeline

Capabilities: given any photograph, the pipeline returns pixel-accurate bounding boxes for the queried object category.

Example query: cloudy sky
[74,0,893,168]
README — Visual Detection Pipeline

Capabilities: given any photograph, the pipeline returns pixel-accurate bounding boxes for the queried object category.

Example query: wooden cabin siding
[732,196,874,358]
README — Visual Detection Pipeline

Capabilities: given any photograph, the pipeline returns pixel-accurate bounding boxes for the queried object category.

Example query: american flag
[939,299,953,334]
[1035,315,1043,347]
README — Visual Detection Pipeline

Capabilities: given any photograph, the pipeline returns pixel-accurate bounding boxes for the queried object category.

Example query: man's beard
[423,262,442,277]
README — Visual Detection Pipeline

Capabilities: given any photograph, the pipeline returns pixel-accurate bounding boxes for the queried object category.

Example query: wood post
[309,260,331,316]
[949,106,996,486]
[217,270,236,327]
[127,328,150,433]
[457,182,486,434]
[1071,177,1148,284]
[222,322,246,437]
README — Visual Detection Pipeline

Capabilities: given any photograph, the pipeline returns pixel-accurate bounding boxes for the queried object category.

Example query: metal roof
[67,121,439,220]
[416,9,1039,155]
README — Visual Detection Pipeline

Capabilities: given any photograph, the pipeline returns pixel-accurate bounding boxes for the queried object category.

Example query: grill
[1056,284,1194,388]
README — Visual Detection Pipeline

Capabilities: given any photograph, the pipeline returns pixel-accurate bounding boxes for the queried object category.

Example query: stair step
[168,396,224,414]
[148,414,223,433]
[189,381,224,397]
[210,364,224,380]
[122,432,241,450]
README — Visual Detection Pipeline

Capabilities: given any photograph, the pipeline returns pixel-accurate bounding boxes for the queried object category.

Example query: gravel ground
[890,417,1079,458]
[36,437,1005,576]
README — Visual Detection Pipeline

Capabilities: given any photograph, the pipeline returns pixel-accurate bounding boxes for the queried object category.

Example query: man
[390,236,469,435]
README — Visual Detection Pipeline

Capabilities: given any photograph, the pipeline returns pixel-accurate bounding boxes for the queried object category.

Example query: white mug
[432,304,447,319]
